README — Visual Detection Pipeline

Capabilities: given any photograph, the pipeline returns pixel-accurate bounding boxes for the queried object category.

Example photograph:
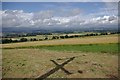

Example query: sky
[1,2,119,31]
[2,2,107,13]
[2,0,119,2]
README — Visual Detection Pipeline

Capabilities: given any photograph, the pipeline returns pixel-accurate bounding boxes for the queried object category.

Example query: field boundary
[2,43,118,49]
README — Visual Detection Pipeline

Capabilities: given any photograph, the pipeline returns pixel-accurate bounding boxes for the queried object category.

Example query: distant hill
[2,26,118,34]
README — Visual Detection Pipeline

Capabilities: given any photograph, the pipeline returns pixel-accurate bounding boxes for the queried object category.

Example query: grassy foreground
[2,48,118,78]
[2,43,119,78]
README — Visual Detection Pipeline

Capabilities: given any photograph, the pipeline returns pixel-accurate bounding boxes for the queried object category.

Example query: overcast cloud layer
[1,2,119,31]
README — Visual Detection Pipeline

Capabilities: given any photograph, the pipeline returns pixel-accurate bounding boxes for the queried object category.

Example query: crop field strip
[2,35,118,49]
[3,43,119,55]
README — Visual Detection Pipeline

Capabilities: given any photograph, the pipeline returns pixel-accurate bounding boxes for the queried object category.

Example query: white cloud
[1,10,118,30]
[2,10,33,27]
[102,0,119,2]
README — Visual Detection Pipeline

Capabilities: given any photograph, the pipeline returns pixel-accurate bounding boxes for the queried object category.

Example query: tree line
[1,32,119,44]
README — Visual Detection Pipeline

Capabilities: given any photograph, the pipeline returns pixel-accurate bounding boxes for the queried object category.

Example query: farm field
[2,34,118,49]
[14,43,118,55]
[2,35,119,78]
[2,48,118,78]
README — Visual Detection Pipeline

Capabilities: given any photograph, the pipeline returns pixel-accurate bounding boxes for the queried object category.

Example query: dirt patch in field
[2,49,118,78]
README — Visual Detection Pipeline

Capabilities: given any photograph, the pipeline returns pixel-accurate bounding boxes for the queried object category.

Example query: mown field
[2,35,119,78]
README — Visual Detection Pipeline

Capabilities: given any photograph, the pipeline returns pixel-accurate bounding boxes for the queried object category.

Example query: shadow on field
[35,57,75,80]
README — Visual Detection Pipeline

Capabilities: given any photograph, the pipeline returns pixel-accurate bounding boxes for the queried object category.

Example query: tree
[65,35,69,38]
[2,38,12,44]
[30,38,37,41]
[100,33,108,35]
[12,40,18,43]
[60,36,65,39]
[39,39,43,41]
[33,38,37,41]
[52,36,56,39]
[20,38,27,42]
[74,35,79,37]
[69,35,74,38]
[44,37,48,40]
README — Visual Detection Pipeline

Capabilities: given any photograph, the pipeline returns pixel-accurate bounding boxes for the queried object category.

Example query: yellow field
[2,35,118,48]
[2,49,118,78]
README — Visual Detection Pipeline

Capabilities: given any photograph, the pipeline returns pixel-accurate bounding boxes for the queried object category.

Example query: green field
[12,43,118,55]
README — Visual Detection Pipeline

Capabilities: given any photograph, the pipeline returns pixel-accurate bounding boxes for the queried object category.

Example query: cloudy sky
[1,2,118,31]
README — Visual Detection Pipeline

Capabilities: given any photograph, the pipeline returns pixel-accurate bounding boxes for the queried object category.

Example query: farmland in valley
[2,34,118,49]
[2,2,119,79]
[2,34,119,78]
